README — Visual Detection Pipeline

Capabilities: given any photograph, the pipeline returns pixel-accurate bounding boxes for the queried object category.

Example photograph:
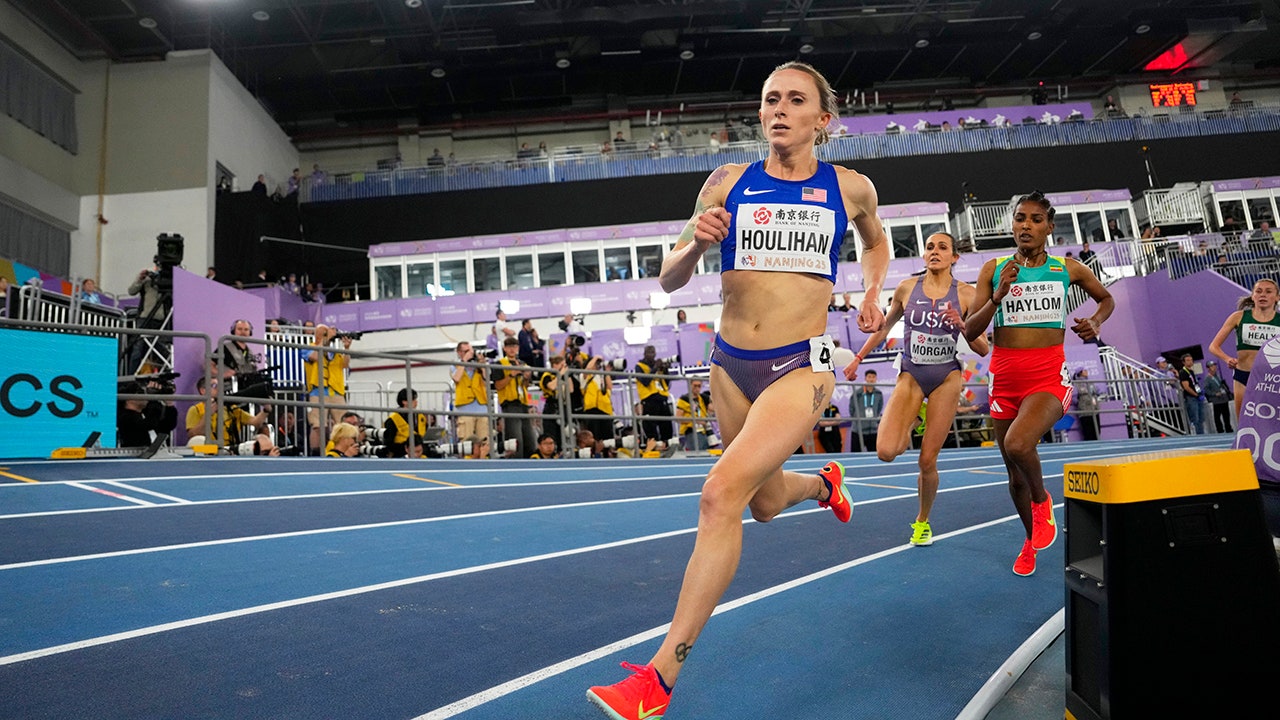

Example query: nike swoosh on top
[742,188,774,196]
[771,357,800,371]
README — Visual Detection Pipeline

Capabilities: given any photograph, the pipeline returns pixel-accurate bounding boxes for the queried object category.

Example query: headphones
[230,319,253,335]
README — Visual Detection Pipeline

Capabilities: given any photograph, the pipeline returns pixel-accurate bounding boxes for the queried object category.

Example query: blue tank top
[902,277,962,366]
[992,255,1070,329]
[720,160,848,283]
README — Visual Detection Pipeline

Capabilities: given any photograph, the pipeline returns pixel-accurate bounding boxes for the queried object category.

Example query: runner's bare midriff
[718,270,831,349]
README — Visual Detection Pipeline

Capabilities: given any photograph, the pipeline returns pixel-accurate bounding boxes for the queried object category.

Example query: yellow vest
[388,411,427,443]
[304,347,348,395]
[583,376,613,413]
[495,357,530,406]
[635,361,669,401]
[676,394,708,435]
[185,402,257,443]
[454,367,489,406]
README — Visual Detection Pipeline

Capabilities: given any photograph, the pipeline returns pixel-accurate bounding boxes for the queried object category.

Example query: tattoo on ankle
[675,643,693,663]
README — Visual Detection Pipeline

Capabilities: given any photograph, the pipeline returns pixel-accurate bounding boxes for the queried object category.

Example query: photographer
[302,324,352,451]
[384,388,428,458]
[452,341,491,447]
[675,378,712,451]
[493,337,537,459]
[326,422,360,457]
[539,355,566,451]
[635,345,675,446]
[126,263,167,374]
[530,433,558,459]
[185,377,279,456]
[580,355,616,453]
[117,380,178,447]
[218,319,263,380]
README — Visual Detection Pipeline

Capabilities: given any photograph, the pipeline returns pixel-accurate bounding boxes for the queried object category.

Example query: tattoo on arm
[812,385,826,412]
[700,167,729,201]
[675,642,693,663]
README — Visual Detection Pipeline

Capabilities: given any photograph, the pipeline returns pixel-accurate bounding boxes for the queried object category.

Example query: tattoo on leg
[675,643,693,663]
[811,384,826,412]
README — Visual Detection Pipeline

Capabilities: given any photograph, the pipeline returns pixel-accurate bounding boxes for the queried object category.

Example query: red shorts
[987,345,1072,421]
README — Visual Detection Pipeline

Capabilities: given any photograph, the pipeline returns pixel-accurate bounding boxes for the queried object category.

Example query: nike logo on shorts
[743,188,775,196]
[772,357,800,371]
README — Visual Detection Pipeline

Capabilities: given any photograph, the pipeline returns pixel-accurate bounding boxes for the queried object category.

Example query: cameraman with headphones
[452,341,491,448]
[635,345,675,446]
[302,324,352,452]
[384,388,428,458]
[218,319,262,381]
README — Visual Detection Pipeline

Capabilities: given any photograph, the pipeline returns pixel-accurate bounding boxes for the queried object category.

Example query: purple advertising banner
[1211,176,1280,192]
[879,202,950,219]
[244,286,316,325]
[395,297,437,328]
[677,323,718,368]
[357,300,400,332]
[1234,335,1280,485]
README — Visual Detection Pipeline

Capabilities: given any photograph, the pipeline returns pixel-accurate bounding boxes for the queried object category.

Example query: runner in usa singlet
[900,276,963,397]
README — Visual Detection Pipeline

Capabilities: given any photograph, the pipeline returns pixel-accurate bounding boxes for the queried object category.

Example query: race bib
[909,331,957,365]
[809,335,835,373]
[1241,322,1280,347]
[734,203,836,275]
[1000,281,1065,326]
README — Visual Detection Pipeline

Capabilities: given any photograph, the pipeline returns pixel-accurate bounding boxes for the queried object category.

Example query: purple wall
[172,268,267,440]
[244,286,322,325]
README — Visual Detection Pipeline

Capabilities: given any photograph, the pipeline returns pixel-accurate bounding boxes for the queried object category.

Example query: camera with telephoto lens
[131,371,180,395]
[361,425,388,445]
[566,334,586,350]
[477,347,500,361]
[605,358,627,371]
[335,330,363,341]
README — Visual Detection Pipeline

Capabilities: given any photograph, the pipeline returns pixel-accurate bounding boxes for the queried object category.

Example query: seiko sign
[1066,469,1100,496]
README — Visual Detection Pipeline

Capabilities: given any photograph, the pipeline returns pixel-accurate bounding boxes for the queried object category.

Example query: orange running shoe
[587,662,672,720]
[1031,492,1057,551]
[817,461,852,523]
[1013,539,1037,576]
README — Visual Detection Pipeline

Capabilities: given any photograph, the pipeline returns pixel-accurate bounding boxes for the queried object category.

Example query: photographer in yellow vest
[635,344,675,445]
[384,387,428,458]
[452,341,491,447]
[493,337,537,458]
[302,324,351,452]
[675,377,712,451]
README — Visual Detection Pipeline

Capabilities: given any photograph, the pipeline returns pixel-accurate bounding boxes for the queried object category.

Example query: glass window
[406,260,435,297]
[1247,197,1276,228]
[375,264,403,300]
[921,221,947,238]
[1104,209,1132,240]
[472,255,501,292]
[1218,199,1245,227]
[635,243,664,278]
[1052,212,1079,246]
[1077,210,1105,245]
[538,248,566,286]
[701,239,722,274]
[890,225,919,258]
[603,246,632,281]
[505,252,534,290]
[572,248,601,284]
[438,259,467,294]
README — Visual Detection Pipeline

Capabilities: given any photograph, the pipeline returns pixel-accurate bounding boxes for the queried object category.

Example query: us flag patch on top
[801,186,827,203]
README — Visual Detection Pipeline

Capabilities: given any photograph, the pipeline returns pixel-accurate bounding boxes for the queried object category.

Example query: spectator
[116,380,178,447]
[0,276,8,317]
[531,433,558,459]
[1229,91,1246,108]
[428,148,445,167]
[492,308,517,342]
[1178,354,1205,434]
[538,141,548,158]
[275,410,304,453]
[127,264,167,374]
[310,163,326,184]
[452,341,491,447]
[326,422,360,457]
[287,168,301,196]
[251,174,267,195]
[493,337,536,458]
[256,269,270,285]
[675,378,712,451]
[79,279,102,304]
[707,132,720,153]
[206,267,218,282]
[676,309,688,325]
[851,369,884,451]
[517,318,546,368]
[1077,242,1097,267]
[302,324,351,451]
[384,388,427,458]
[1106,217,1127,240]
[1203,360,1233,433]
[1103,95,1124,117]
[185,376,277,455]
[301,282,316,302]
[1073,369,1101,441]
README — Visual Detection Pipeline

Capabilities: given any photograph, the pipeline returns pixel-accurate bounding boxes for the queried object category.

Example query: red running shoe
[817,461,852,523]
[1013,539,1037,577]
[1031,492,1057,551]
[587,662,671,720]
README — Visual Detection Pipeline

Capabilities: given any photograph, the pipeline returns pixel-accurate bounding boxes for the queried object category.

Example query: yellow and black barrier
[1062,448,1280,720]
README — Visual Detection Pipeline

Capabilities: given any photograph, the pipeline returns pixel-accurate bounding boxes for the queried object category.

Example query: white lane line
[101,481,191,504]
[412,513,1030,720]
[65,482,154,506]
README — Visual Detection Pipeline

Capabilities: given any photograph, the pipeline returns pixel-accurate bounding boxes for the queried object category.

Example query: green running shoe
[909,521,933,546]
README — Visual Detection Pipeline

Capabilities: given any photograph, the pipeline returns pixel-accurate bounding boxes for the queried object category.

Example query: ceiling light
[914,38,930,48]
[679,49,695,60]
[799,43,815,54]
[431,67,446,78]
[1027,31,1042,40]
[252,10,270,22]
[1135,23,1151,34]
[555,57,571,69]
[138,17,157,29]
[405,0,423,8]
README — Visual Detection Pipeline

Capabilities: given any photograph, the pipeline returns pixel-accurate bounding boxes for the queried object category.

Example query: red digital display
[1150,82,1197,107]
